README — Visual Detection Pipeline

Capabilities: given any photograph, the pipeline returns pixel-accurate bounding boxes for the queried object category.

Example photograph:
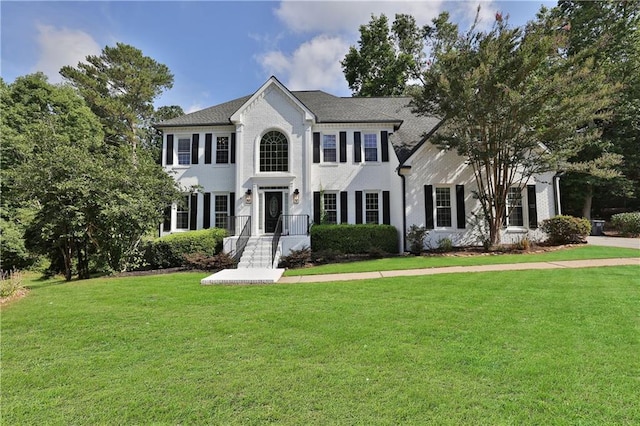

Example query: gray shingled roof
[156,90,440,164]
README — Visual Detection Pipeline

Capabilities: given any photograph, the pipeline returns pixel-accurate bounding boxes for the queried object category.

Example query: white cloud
[32,24,101,83]
[275,0,446,34]
[257,35,351,94]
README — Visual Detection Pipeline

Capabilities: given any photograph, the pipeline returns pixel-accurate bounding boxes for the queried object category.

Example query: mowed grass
[284,245,640,276]
[2,265,639,424]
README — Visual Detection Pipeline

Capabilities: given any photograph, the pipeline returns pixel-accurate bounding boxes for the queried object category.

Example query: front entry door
[265,192,283,233]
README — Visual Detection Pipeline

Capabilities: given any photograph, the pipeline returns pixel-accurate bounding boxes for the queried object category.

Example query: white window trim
[506,186,527,229]
[322,191,340,224]
[213,193,230,229]
[214,134,231,165]
[321,133,338,164]
[364,190,381,224]
[362,133,379,164]
[434,186,454,229]
[176,136,192,166]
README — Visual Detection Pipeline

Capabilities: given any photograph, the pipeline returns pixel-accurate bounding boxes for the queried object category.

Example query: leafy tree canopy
[412,10,616,245]
[2,73,180,278]
[60,43,174,162]
[342,14,425,96]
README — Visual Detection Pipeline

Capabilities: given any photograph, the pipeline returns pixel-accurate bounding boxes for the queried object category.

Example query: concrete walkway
[586,235,639,249]
[277,257,639,284]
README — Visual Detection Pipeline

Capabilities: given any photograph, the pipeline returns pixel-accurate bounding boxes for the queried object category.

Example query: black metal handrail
[232,216,251,263]
[271,215,283,267]
[280,215,310,236]
[226,215,250,236]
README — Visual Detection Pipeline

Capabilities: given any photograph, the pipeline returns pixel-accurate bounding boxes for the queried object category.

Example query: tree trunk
[582,184,593,220]
[61,243,73,281]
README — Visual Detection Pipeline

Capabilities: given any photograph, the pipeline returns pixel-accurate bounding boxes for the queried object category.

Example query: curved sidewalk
[277,257,639,284]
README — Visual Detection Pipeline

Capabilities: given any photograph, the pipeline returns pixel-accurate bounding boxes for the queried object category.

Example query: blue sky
[1,1,554,113]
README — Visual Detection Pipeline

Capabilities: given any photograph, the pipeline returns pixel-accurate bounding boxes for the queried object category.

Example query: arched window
[260,131,288,172]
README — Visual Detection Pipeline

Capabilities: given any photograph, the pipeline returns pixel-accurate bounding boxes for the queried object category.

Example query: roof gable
[230,76,315,124]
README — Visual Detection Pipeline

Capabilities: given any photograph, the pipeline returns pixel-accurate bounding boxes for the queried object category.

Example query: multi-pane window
[435,187,452,227]
[323,193,337,224]
[214,195,228,229]
[364,134,378,162]
[507,187,524,226]
[176,195,190,229]
[216,136,229,164]
[323,134,337,162]
[365,192,379,224]
[260,131,288,172]
[178,138,191,165]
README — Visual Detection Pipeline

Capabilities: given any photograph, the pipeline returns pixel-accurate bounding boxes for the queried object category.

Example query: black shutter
[162,206,171,232]
[189,193,198,230]
[313,192,321,224]
[204,133,212,164]
[354,132,362,163]
[383,191,390,225]
[355,190,363,224]
[191,134,199,165]
[339,131,347,163]
[203,192,211,229]
[229,192,235,216]
[313,132,320,163]
[456,185,466,229]
[340,191,348,223]
[527,185,538,229]
[166,134,174,165]
[230,133,236,164]
[424,185,434,229]
[381,131,389,162]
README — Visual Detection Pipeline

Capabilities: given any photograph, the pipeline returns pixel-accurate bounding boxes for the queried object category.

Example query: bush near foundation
[540,215,591,245]
[610,212,640,237]
[144,228,227,269]
[311,224,398,254]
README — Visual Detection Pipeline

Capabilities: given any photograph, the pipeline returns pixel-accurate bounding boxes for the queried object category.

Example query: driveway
[587,235,640,249]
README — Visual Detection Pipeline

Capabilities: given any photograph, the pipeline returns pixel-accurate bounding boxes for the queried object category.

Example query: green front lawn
[284,245,640,276]
[2,265,639,424]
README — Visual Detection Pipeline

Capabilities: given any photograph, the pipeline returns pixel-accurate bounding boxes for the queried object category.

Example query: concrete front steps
[201,236,284,285]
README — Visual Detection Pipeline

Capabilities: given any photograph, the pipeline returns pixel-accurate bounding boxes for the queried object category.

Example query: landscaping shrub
[406,225,428,254]
[278,246,312,269]
[436,237,454,253]
[144,228,227,269]
[311,224,398,255]
[183,252,236,271]
[541,215,591,245]
[0,269,24,298]
[610,212,640,237]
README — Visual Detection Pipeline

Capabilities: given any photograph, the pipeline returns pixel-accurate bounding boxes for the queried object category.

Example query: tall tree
[60,43,174,164]
[554,0,640,218]
[342,14,425,96]
[140,105,185,164]
[412,11,616,246]
[3,74,180,279]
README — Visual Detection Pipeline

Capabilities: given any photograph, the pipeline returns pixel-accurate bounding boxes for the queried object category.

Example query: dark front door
[265,191,283,233]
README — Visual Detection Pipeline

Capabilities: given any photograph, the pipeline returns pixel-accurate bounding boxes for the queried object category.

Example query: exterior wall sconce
[292,188,300,204]
[245,189,252,204]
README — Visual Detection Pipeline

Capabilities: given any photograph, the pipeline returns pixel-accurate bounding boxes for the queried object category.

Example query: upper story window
[178,138,191,165]
[322,134,337,162]
[435,187,452,227]
[364,133,378,162]
[507,187,524,226]
[216,136,229,164]
[260,131,288,172]
[365,192,379,224]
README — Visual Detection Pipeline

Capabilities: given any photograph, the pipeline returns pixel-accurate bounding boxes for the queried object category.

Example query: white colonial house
[157,76,561,269]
